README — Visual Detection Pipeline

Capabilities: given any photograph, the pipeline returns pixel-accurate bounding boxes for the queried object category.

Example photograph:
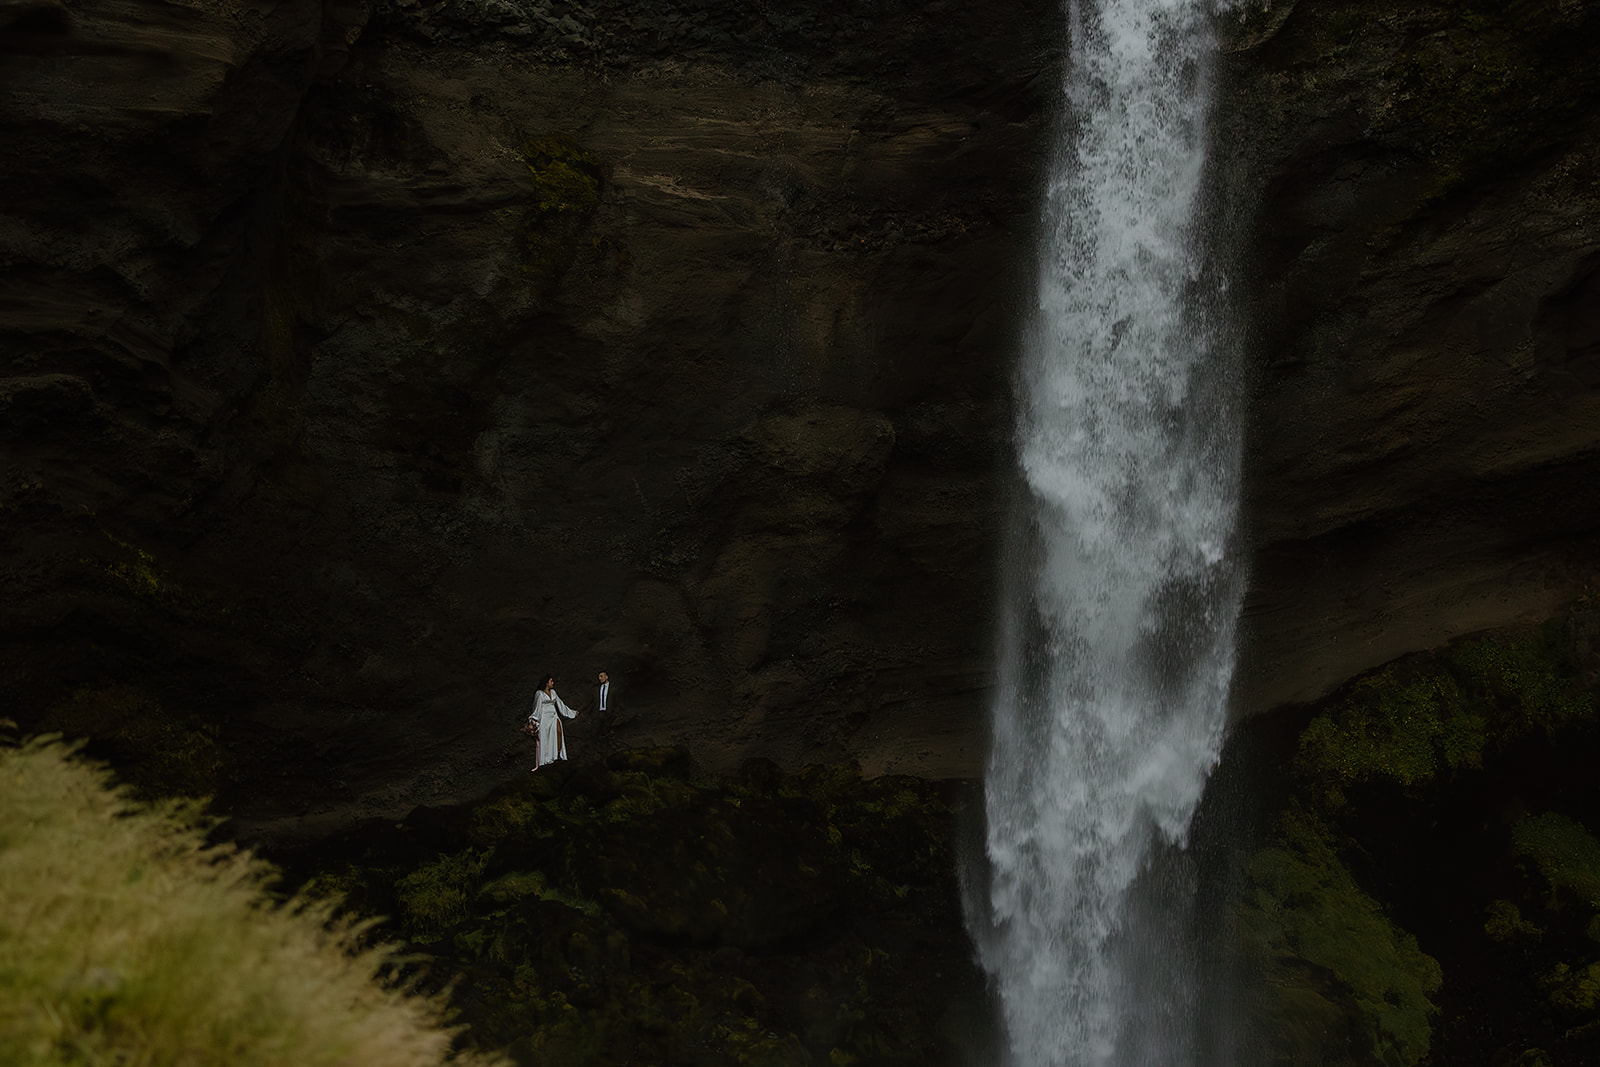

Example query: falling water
[967,0,1244,1061]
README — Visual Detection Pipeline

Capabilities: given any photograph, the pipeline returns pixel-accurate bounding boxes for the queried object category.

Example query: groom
[592,670,616,749]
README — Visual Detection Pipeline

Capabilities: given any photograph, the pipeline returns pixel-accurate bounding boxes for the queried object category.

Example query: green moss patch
[1484,899,1543,943]
[1295,628,1593,803]
[1246,608,1600,1063]
[515,133,602,296]
[1295,657,1482,802]
[104,539,179,600]
[1543,961,1600,1017]
[1240,806,1443,1067]
[1447,633,1592,741]
[1512,812,1600,914]
[520,134,601,216]
[97,535,236,625]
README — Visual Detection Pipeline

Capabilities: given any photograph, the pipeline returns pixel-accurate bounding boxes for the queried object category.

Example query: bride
[528,674,578,771]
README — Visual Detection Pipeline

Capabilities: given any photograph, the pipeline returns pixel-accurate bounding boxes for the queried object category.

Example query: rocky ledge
[273,751,993,1065]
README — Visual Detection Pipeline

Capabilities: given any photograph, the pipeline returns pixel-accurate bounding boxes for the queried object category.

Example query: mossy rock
[286,752,978,1066]
[1512,812,1600,915]
[1295,655,1483,802]
[1542,961,1600,1018]
[1234,0,1600,219]
[95,536,236,626]
[1294,627,1594,803]
[1238,806,1442,1066]
[1484,898,1543,943]
[1376,0,1599,181]
[1249,609,1600,1063]
[1445,630,1593,742]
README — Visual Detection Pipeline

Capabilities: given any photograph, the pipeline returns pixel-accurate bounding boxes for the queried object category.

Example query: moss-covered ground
[276,751,990,1066]
[1233,604,1600,1065]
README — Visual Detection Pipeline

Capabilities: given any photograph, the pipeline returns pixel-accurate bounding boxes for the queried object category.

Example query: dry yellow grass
[0,737,506,1067]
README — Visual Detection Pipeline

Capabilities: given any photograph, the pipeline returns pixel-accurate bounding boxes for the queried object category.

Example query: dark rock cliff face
[0,0,1054,835]
[1217,0,1600,710]
[4,0,1599,839]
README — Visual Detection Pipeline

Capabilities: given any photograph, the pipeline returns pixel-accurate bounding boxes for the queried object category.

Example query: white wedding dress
[529,689,578,769]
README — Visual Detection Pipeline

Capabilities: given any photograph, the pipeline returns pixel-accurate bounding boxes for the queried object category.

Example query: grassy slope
[0,737,502,1067]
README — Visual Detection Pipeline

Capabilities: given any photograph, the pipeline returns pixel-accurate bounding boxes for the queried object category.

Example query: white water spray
[968,0,1244,1062]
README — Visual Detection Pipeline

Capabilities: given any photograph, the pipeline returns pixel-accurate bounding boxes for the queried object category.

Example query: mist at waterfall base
[962,0,1248,1061]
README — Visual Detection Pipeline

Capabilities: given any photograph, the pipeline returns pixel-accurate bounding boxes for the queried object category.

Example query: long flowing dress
[529,688,578,769]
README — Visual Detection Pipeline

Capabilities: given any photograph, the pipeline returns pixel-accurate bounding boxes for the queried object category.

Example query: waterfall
[967,0,1244,1061]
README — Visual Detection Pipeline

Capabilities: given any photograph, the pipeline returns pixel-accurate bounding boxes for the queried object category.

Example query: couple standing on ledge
[527,670,612,772]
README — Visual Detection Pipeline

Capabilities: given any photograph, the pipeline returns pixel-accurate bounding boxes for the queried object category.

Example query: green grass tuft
[0,737,503,1067]
[466,795,542,847]
[514,133,602,294]
[394,849,491,942]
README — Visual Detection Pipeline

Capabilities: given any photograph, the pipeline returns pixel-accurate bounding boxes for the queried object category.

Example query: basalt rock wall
[0,0,1053,837]
[1219,0,1600,712]
[5,0,1600,840]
